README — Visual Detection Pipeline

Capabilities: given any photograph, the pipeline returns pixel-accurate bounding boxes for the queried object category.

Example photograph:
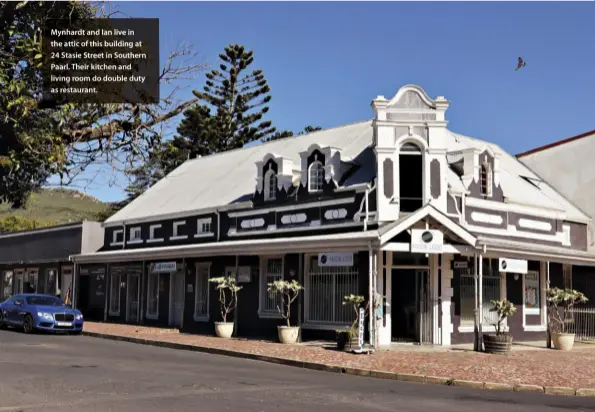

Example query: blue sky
[67,1,595,202]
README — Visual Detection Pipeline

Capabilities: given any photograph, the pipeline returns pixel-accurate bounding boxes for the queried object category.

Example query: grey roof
[105,119,590,226]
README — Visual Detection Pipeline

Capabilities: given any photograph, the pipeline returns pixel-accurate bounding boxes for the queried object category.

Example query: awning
[70,231,380,264]
[478,236,595,267]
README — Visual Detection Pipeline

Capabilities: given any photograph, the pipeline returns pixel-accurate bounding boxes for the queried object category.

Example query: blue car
[0,294,84,334]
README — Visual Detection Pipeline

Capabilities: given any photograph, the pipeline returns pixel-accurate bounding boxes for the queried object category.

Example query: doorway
[127,273,140,323]
[391,268,432,343]
[169,272,185,326]
[14,271,24,294]
[61,267,73,302]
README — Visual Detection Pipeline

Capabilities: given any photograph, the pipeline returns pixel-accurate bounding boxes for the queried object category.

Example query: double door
[391,269,432,344]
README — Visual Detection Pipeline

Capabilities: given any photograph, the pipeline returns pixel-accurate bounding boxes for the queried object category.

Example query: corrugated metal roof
[105,120,589,225]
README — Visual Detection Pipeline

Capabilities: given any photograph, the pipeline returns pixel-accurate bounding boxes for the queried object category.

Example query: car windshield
[25,296,64,306]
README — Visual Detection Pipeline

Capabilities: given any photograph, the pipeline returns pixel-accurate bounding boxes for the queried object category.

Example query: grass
[0,188,109,226]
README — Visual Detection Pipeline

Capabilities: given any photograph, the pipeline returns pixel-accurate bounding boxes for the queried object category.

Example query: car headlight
[75,314,83,320]
[37,312,53,320]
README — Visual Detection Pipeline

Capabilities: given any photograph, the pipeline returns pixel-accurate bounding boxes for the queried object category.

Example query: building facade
[0,221,104,320]
[70,85,595,346]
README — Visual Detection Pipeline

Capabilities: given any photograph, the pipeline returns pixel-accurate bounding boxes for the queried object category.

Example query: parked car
[0,294,83,334]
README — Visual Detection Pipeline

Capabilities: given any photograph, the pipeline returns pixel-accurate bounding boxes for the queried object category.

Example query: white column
[378,251,392,346]
[440,254,454,346]
[431,254,440,344]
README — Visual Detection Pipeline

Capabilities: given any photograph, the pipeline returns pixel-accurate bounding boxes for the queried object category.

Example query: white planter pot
[552,332,575,351]
[214,322,234,339]
[277,326,300,344]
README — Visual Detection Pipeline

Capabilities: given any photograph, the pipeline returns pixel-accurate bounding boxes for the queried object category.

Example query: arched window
[264,170,277,201]
[308,161,325,192]
[480,164,488,196]
[399,141,423,212]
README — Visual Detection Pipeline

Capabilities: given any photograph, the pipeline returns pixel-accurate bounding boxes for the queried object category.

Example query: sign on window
[318,252,354,267]
[525,271,540,315]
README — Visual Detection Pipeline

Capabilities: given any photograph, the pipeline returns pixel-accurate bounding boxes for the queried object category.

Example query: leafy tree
[0,215,54,233]
[0,1,205,209]
[265,125,323,142]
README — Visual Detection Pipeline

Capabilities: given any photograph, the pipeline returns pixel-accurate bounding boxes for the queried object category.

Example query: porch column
[377,251,391,347]
[440,254,453,346]
[431,254,440,344]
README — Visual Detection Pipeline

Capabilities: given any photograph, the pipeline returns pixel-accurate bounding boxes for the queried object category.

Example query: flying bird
[515,57,526,71]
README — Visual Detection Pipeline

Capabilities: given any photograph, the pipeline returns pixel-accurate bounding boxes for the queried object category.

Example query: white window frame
[264,169,277,201]
[146,271,160,320]
[109,271,121,316]
[111,229,124,246]
[258,256,284,319]
[128,226,143,244]
[195,218,214,239]
[147,224,164,243]
[522,268,546,332]
[480,162,493,198]
[308,160,325,193]
[170,221,188,241]
[194,262,211,321]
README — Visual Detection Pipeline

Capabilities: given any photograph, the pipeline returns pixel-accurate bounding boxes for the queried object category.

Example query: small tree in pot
[483,299,516,354]
[337,294,366,351]
[267,279,303,344]
[547,287,588,351]
[209,276,242,338]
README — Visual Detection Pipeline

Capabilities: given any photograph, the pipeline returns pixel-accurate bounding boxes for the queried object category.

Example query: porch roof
[478,236,595,267]
[70,230,380,264]
[378,204,477,246]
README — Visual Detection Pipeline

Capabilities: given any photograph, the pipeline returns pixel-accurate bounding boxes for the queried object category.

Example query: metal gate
[416,270,434,345]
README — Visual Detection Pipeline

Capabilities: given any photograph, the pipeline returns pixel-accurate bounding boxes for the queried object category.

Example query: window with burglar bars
[459,267,501,328]
[260,258,283,316]
[305,256,359,326]
[195,263,210,320]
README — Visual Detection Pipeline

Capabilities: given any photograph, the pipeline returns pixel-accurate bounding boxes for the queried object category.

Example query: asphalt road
[0,330,594,412]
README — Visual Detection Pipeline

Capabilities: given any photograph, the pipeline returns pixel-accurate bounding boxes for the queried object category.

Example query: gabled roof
[105,121,374,225]
[379,204,477,246]
[516,129,595,158]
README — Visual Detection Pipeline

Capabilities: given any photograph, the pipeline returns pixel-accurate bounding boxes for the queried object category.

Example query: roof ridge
[516,129,595,158]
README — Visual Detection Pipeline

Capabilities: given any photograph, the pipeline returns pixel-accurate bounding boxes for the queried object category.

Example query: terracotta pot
[277,326,299,344]
[214,322,234,339]
[552,332,575,351]
[483,334,513,354]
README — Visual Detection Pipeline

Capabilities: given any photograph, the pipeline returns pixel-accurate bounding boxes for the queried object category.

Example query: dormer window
[308,160,325,192]
[264,169,277,201]
[480,163,492,197]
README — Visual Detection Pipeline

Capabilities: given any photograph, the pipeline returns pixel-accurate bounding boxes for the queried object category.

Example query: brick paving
[84,322,595,389]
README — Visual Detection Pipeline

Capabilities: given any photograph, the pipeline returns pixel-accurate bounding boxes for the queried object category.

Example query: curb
[82,331,594,397]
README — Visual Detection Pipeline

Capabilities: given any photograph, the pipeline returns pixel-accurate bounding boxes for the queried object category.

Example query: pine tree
[264,125,323,142]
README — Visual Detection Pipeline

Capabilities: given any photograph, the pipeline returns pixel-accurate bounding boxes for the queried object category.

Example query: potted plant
[483,299,516,354]
[209,276,242,338]
[547,287,588,351]
[339,294,366,351]
[267,279,303,344]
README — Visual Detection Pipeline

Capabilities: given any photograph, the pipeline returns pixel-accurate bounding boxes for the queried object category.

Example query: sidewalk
[83,322,595,393]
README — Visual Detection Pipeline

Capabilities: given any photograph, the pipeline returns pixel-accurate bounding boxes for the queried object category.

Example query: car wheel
[0,313,6,329]
[23,315,34,334]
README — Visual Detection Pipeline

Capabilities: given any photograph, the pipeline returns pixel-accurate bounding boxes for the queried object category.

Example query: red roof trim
[516,129,595,158]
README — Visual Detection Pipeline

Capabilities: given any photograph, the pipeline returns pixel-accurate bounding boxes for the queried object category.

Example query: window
[399,142,423,212]
[171,221,188,240]
[264,170,277,201]
[479,163,492,197]
[194,263,210,320]
[111,229,124,246]
[45,269,57,295]
[109,272,121,315]
[259,257,283,317]
[195,218,213,237]
[308,161,325,192]
[146,272,159,318]
[147,224,163,243]
[129,227,142,243]
[524,271,540,315]
[305,255,359,325]
[26,269,38,293]
[458,260,501,329]
[2,271,13,300]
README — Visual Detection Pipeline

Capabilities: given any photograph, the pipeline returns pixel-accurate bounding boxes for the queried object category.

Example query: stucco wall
[519,132,595,252]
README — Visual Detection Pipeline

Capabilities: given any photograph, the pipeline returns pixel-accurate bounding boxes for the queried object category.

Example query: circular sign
[421,231,433,243]
[501,260,507,270]
[320,255,327,264]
